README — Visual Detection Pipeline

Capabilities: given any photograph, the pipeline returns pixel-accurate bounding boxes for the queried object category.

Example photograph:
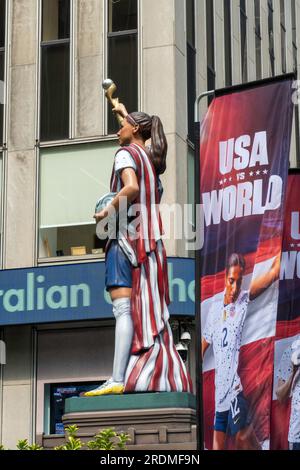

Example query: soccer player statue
[85,80,192,396]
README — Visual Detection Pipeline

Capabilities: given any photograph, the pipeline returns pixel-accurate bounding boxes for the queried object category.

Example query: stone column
[5,0,38,269]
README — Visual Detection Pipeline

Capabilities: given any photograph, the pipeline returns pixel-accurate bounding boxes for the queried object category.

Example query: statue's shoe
[84,379,124,397]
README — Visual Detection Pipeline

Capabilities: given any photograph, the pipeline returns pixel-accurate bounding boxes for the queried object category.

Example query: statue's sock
[112,298,133,383]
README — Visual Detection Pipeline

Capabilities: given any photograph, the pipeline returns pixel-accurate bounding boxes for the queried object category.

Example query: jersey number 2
[222,328,228,348]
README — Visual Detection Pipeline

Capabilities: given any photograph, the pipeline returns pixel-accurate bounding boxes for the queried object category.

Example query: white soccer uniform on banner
[278,346,300,444]
[203,290,249,413]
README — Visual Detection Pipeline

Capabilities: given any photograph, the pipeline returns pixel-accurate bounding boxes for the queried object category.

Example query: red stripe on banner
[201,237,283,301]
[202,370,215,450]
[270,399,290,450]
[239,338,274,443]
[276,318,300,340]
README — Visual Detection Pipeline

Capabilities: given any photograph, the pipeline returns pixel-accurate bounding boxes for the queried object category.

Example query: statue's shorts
[105,240,133,291]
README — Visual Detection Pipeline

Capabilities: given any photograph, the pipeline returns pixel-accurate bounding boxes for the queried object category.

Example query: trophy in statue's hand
[102,78,128,125]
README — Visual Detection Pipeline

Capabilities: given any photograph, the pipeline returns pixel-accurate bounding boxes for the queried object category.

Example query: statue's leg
[84,239,133,397]
[112,297,134,382]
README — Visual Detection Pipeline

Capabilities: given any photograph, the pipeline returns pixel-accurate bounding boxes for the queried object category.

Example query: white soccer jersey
[278,346,300,444]
[203,290,249,412]
[114,150,137,176]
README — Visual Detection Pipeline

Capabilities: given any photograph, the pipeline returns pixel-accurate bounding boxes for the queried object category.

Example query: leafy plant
[54,425,83,451]
[1,425,130,451]
[87,428,130,451]
[16,439,43,450]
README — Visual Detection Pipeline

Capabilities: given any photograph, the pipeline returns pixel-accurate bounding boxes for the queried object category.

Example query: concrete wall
[75,0,104,137]
[4,0,38,269]
[1,326,34,448]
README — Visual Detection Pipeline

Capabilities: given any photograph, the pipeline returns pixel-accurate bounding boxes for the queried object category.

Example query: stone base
[43,393,197,451]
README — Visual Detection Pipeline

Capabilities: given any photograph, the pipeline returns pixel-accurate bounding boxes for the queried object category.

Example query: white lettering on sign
[202,175,282,226]
[219,131,269,175]
[280,251,300,280]
[291,212,300,240]
[0,273,91,313]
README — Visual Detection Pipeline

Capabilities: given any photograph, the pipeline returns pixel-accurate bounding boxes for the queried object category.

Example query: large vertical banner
[271,173,300,450]
[200,79,293,450]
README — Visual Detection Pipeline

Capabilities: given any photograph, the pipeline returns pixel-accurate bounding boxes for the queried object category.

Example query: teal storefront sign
[0,258,195,325]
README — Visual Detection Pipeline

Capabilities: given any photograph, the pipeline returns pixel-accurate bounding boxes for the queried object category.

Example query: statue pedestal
[62,392,196,450]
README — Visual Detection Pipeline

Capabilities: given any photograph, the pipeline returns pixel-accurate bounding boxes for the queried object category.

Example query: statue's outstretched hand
[112,103,128,119]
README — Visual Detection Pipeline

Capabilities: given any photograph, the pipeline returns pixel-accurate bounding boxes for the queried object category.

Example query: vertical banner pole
[194,90,215,451]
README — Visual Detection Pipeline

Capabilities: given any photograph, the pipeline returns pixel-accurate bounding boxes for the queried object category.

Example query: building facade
[0,0,299,447]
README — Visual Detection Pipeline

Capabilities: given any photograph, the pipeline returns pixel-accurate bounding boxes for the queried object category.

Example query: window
[254,0,262,80]
[0,153,2,255]
[0,0,5,147]
[45,382,100,434]
[268,0,275,76]
[186,0,196,142]
[107,0,138,135]
[280,0,286,73]
[240,0,248,83]
[40,0,70,141]
[38,141,118,260]
[206,0,215,105]
[292,0,297,73]
[224,0,232,87]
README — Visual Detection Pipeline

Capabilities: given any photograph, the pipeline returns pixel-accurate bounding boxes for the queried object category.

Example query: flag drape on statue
[271,173,300,450]
[200,79,293,450]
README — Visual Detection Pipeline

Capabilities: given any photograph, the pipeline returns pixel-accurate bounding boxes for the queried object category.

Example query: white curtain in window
[0,154,2,230]
[40,142,118,228]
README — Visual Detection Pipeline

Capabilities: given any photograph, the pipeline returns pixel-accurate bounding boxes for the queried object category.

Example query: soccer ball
[95,192,117,239]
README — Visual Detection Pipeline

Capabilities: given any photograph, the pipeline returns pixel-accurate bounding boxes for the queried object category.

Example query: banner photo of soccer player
[271,172,300,451]
[200,78,293,450]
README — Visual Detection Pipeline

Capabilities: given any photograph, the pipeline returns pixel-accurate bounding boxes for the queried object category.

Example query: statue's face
[117,119,136,146]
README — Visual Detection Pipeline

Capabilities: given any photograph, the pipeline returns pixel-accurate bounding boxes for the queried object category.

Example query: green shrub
[16,439,43,450]
[0,425,130,451]
[87,428,131,450]
[54,425,83,451]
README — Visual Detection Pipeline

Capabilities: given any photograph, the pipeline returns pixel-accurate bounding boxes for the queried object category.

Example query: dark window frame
[186,0,196,143]
[268,0,275,76]
[206,0,215,106]
[291,0,297,73]
[240,0,248,83]
[0,0,6,148]
[254,0,262,80]
[224,0,232,87]
[107,0,138,135]
[40,0,71,142]
[280,0,286,74]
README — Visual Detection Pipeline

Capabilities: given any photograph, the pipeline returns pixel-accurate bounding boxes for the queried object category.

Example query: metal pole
[194,89,215,451]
